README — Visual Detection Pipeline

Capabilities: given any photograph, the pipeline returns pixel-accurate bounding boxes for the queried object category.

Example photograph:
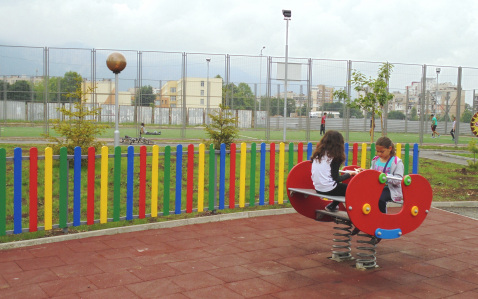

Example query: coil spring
[356,233,378,269]
[330,218,354,262]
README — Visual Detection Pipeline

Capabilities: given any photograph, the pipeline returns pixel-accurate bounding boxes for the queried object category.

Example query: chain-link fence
[1,45,477,144]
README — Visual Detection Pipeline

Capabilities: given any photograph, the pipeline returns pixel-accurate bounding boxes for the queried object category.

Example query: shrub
[42,82,109,159]
[203,104,239,150]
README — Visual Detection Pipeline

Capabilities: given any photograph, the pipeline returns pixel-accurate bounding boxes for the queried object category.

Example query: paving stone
[169,272,224,291]
[225,278,283,298]
[128,264,182,281]
[167,259,218,274]
[3,269,59,287]
[0,261,23,275]
[125,278,185,299]
[0,283,49,299]
[204,254,253,268]
[183,285,244,299]
[207,266,261,283]
[422,275,478,294]
[16,256,65,271]
[50,263,103,279]
[86,270,142,289]
[275,256,323,270]
[260,271,318,290]
[57,251,106,265]
[77,286,141,299]
[243,261,294,276]
[0,250,34,263]
[39,277,97,297]
[391,281,455,299]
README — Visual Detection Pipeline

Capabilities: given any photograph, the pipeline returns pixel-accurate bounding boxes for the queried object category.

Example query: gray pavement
[437,207,478,220]
[418,150,469,166]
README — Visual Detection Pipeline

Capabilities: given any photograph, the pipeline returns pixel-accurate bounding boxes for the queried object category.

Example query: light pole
[436,68,440,117]
[206,58,211,125]
[282,9,291,142]
[106,52,127,147]
[259,46,265,110]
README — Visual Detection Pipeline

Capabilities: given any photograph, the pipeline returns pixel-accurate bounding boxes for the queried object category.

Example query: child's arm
[331,161,350,182]
[388,160,404,186]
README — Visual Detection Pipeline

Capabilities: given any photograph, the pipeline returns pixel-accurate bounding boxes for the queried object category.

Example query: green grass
[0,125,475,145]
[0,141,475,243]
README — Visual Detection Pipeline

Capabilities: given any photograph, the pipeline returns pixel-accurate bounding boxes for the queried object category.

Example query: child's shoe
[325,203,339,212]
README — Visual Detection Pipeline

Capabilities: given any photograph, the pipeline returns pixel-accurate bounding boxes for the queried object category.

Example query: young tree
[467,139,478,170]
[203,104,239,150]
[388,110,406,120]
[8,80,32,101]
[43,81,109,158]
[134,85,155,106]
[410,107,418,120]
[349,62,394,142]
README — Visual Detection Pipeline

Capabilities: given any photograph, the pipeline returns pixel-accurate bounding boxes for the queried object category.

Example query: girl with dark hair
[350,136,404,243]
[310,130,358,212]
[370,136,404,214]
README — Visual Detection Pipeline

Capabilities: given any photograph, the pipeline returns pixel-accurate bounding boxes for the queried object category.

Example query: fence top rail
[0,44,44,49]
[2,144,418,161]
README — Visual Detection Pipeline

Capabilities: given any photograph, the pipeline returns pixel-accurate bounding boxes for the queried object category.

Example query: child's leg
[378,187,392,213]
[323,183,347,209]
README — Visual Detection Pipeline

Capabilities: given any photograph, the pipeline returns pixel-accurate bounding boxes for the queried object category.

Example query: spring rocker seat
[286,161,433,269]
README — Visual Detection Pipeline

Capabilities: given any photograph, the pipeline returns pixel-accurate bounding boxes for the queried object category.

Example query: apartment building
[164,77,223,109]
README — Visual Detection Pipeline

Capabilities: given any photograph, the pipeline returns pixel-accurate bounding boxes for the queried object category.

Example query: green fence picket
[288,143,294,172]
[59,147,67,228]
[0,148,5,236]
[209,144,215,211]
[114,146,121,221]
[164,146,170,216]
[250,143,256,207]
[404,143,410,175]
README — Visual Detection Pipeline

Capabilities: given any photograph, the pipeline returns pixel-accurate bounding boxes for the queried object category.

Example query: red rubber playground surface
[1,207,478,299]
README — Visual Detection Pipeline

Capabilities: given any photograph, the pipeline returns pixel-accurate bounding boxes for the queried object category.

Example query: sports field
[0,125,474,144]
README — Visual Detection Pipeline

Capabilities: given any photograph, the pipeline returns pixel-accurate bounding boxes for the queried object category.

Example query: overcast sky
[0,0,476,66]
[1,0,478,103]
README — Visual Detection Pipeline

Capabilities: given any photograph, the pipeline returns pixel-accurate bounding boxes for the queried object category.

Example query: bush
[203,104,239,150]
[42,83,109,159]
[467,139,478,170]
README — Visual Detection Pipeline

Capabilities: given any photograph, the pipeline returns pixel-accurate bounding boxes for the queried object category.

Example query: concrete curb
[435,152,475,161]
[0,208,296,251]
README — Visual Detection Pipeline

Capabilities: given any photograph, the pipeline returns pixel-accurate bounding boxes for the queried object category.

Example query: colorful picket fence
[0,142,419,236]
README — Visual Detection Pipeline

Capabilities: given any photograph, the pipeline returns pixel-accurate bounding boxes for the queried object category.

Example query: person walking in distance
[431,114,440,138]
[450,116,456,141]
[320,113,327,136]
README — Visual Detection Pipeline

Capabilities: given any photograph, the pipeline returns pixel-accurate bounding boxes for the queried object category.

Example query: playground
[0,208,478,298]
[0,132,476,297]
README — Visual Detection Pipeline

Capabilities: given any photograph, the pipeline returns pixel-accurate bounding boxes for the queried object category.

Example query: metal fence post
[254,83,257,129]
[405,86,409,133]
[181,52,187,139]
[384,69,389,136]
[345,60,351,142]
[2,77,6,128]
[455,66,462,146]
[474,89,477,114]
[266,56,271,141]
[306,58,312,142]
[419,64,426,145]
[425,91,430,136]
[44,47,49,136]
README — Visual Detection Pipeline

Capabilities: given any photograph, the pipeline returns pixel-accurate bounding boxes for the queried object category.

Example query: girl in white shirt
[311,130,357,212]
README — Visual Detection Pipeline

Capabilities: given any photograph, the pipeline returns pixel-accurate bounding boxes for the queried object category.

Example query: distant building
[81,79,133,105]
[1,75,43,85]
[161,77,223,109]
[390,79,465,118]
